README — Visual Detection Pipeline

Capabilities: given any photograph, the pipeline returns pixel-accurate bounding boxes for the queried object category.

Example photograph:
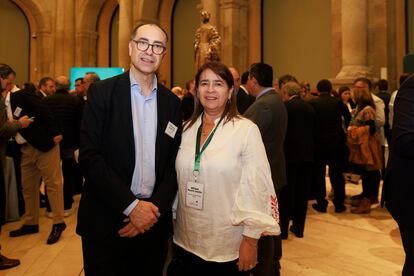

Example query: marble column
[54,0,75,77]
[335,0,370,80]
[75,30,99,67]
[118,0,133,69]
[219,0,248,71]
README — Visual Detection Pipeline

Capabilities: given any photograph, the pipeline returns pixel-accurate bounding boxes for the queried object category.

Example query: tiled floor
[0,182,404,276]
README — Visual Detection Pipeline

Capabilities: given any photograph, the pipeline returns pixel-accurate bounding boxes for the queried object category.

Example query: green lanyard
[193,116,224,179]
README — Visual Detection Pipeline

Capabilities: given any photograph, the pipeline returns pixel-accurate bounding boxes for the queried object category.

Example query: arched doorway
[0,0,30,86]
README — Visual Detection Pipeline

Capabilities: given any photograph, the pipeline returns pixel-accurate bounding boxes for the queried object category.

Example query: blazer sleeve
[79,83,137,215]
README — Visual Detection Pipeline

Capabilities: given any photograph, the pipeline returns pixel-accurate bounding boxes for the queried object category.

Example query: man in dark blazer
[383,75,414,275]
[280,81,316,239]
[244,63,287,276]
[76,23,182,276]
[308,79,350,213]
[8,80,65,245]
[235,70,255,114]
[44,76,83,213]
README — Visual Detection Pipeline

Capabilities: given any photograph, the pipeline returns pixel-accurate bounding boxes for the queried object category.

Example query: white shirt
[389,89,398,129]
[174,116,280,262]
[5,92,26,144]
[372,93,385,146]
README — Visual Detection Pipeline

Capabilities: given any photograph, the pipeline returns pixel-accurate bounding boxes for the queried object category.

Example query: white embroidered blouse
[173,115,280,262]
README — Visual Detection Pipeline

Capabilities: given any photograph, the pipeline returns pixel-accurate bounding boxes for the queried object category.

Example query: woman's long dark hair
[184,62,239,131]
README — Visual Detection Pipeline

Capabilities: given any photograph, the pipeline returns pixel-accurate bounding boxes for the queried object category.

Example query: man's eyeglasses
[132,40,166,55]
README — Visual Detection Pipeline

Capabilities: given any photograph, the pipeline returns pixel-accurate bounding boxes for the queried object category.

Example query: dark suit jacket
[76,71,182,241]
[308,92,351,157]
[244,90,287,191]
[237,87,255,115]
[44,89,83,151]
[284,96,316,163]
[383,76,414,228]
[181,92,194,121]
[10,89,61,152]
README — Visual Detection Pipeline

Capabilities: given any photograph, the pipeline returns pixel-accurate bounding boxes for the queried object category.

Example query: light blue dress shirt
[123,71,158,216]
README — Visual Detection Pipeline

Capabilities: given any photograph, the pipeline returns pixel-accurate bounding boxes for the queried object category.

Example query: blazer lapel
[155,85,168,175]
[117,72,136,176]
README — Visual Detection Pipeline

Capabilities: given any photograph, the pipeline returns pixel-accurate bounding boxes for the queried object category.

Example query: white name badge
[165,121,178,138]
[185,181,204,210]
[13,107,22,117]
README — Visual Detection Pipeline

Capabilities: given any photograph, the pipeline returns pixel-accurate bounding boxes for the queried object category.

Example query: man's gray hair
[282,81,301,97]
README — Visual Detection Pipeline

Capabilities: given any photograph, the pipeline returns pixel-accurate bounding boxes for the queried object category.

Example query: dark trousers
[398,223,414,276]
[6,140,24,216]
[46,157,78,211]
[252,235,281,276]
[361,169,381,198]
[82,230,169,276]
[280,161,312,236]
[313,155,345,207]
[168,245,249,276]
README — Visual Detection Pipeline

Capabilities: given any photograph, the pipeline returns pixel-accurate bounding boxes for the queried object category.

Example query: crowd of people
[0,22,413,275]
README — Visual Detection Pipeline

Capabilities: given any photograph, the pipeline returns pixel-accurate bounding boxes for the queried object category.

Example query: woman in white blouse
[172,62,280,275]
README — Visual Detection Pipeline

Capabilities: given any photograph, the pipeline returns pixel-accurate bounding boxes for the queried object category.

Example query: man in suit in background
[244,62,287,276]
[383,75,414,275]
[37,77,56,98]
[309,79,350,213]
[230,68,255,114]
[8,74,65,245]
[0,64,31,269]
[44,76,83,215]
[181,79,195,121]
[280,81,316,239]
[76,23,182,276]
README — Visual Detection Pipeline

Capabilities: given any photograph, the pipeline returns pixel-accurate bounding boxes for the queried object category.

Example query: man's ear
[128,42,133,57]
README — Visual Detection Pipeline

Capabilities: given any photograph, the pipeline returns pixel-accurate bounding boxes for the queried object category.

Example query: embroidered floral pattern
[271,195,279,224]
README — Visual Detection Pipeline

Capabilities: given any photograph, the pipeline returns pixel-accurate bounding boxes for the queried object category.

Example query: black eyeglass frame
[131,39,167,55]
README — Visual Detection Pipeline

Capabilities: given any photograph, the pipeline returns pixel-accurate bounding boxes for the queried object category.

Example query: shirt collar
[256,87,273,99]
[129,71,158,96]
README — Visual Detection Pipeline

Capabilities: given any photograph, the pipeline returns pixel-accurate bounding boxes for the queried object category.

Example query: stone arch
[97,0,119,67]
[76,0,106,67]
[11,0,47,82]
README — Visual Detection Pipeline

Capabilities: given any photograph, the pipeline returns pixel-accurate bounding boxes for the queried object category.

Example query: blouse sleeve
[230,123,280,239]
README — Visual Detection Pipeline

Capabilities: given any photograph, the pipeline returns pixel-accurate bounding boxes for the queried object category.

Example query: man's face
[129,25,167,76]
[229,68,240,93]
[42,80,56,95]
[75,79,84,94]
[1,73,12,92]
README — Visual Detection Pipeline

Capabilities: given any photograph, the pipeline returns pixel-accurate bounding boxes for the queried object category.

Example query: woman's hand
[237,235,258,271]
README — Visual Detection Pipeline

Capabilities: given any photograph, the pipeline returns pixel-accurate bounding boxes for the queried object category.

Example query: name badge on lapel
[13,107,22,118]
[165,121,178,138]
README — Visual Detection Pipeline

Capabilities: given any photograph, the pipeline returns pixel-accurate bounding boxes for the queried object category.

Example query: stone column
[75,30,99,67]
[335,0,370,80]
[54,0,75,77]
[118,0,133,69]
[219,0,248,71]
[36,30,54,79]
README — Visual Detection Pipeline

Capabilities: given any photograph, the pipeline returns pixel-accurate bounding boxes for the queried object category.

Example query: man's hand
[53,135,63,144]
[237,235,258,271]
[17,115,32,129]
[118,201,159,238]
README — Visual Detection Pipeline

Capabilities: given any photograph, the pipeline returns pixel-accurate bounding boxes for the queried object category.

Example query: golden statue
[194,11,221,70]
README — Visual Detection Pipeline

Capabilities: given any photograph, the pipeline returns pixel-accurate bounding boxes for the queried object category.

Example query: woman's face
[197,68,232,115]
[341,90,351,102]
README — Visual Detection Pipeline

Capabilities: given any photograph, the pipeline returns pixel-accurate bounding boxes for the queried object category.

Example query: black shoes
[334,204,347,213]
[312,203,327,213]
[9,224,39,237]
[47,223,66,245]
[0,254,20,270]
[289,226,304,238]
